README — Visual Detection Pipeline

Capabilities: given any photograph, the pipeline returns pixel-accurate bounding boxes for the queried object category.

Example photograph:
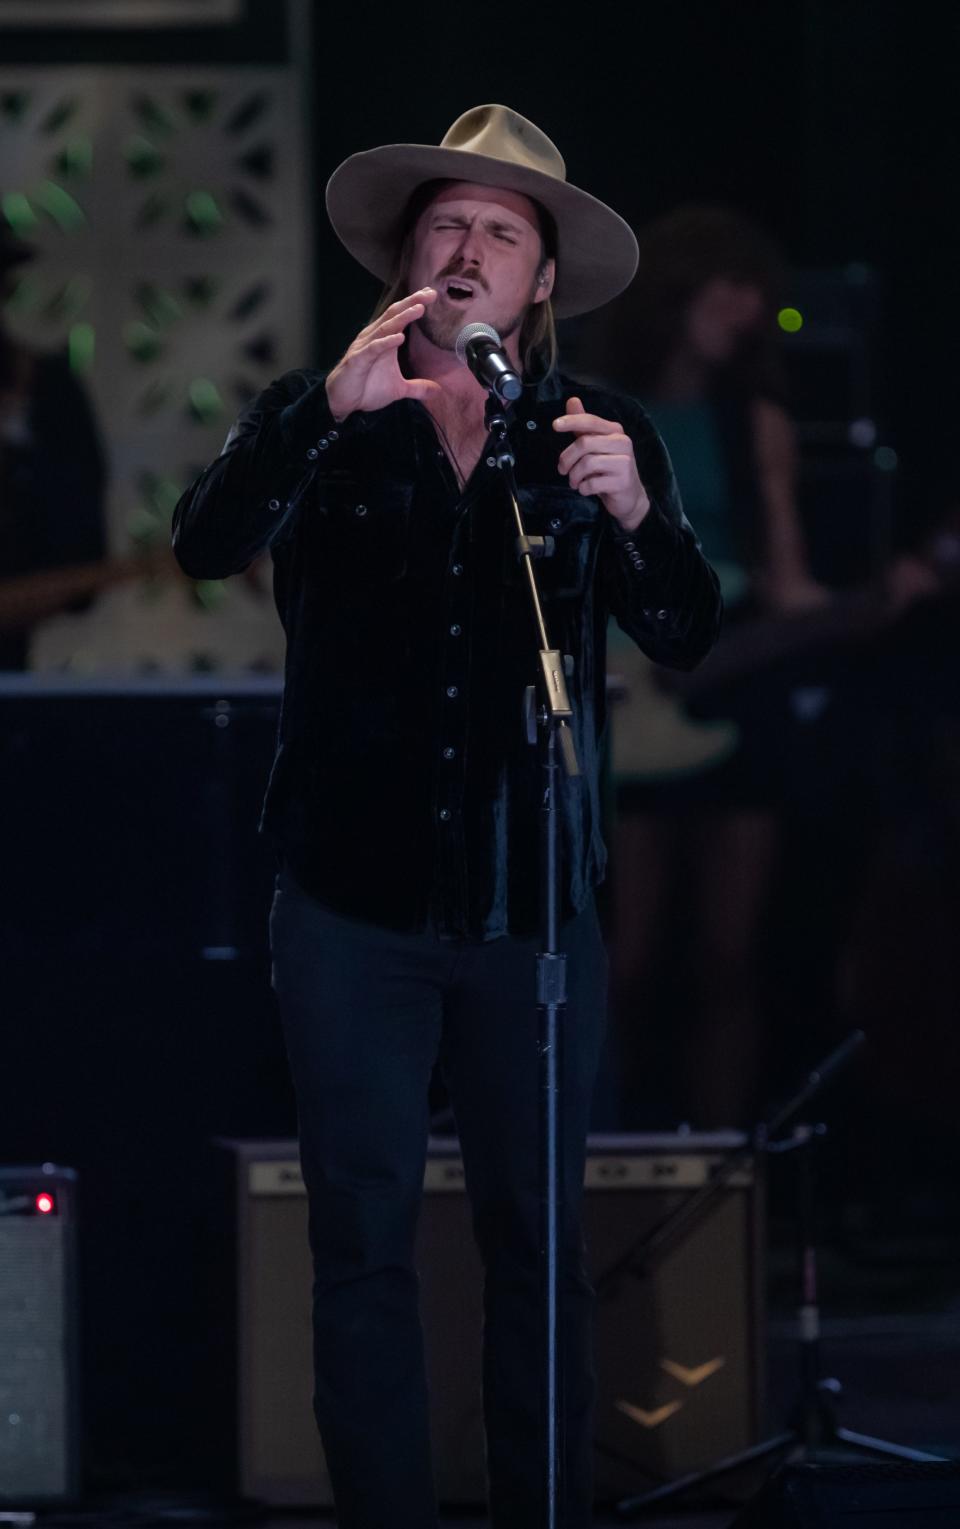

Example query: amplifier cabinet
[212,1133,763,1505]
[586,1136,764,1496]
[0,1165,79,1504]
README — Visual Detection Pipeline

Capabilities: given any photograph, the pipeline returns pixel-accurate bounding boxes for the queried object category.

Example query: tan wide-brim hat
[325,104,639,320]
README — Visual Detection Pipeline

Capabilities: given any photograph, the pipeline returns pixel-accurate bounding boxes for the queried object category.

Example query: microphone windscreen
[455,322,501,366]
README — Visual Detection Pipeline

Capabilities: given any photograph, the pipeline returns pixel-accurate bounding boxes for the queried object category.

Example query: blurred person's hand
[883,553,943,615]
[757,569,832,617]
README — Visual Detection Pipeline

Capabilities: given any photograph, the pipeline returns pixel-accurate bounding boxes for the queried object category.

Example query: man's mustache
[436,261,489,293]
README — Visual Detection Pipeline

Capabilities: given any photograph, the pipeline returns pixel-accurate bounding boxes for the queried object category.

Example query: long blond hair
[370,179,559,380]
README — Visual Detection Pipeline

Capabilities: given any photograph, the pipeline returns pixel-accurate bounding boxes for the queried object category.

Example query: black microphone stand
[484,389,580,1529]
[611,1031,946,1519]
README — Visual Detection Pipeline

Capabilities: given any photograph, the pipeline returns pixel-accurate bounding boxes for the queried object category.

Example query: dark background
[4,1,955,514]
[2,0,958,1494]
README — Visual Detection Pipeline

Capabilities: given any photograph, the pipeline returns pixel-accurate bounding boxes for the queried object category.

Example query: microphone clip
[484,392,516,469]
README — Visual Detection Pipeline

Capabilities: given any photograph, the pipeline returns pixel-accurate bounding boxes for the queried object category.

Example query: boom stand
[613,1031,946,1518]
[485,392,581,1529]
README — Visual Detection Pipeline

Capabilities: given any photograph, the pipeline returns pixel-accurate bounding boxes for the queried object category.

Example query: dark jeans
[269,866,608,1529]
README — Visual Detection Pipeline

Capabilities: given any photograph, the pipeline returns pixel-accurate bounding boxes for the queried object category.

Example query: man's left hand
[553,396,650,532]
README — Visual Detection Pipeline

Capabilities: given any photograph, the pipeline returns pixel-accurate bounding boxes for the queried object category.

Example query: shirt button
[442,746,455,760]
[485,455,496,467]
[526,418,537,431]
[354,504,368,517]
[623,541,635,552]
[268,498,280,512]
[656,609,668,620]
[439,808,451,822]
[317,438,329,450]
[451,563,463,576]
[634,558,646,570]
[449,623,462,636]
[549,517,562,531]
[446,685,459,698]
[306,447,319,460]
[328,429,339,441]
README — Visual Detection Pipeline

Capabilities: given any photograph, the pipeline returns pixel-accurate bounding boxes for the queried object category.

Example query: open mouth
[444,280,477,303]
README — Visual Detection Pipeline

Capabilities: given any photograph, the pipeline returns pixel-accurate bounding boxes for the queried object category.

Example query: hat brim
[326,143,638,320]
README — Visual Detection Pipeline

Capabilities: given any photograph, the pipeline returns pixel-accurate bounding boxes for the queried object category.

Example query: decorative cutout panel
[0,2,241,26]
[1,67,310,671]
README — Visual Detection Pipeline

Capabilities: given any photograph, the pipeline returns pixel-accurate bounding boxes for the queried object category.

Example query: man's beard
[418,298,527,354]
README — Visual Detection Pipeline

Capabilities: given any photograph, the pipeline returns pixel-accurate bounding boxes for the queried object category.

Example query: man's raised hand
[553,396,650,532]
[325,289,441,421]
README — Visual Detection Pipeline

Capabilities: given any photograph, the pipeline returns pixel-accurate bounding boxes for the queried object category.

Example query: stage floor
[28,1261,960,1529]
[260,1510,730,1528]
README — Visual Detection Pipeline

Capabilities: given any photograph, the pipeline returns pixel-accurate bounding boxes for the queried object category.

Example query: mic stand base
[614,1102,946,1519]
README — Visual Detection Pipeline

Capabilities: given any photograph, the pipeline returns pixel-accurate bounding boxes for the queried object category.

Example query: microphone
[455,323,524,404]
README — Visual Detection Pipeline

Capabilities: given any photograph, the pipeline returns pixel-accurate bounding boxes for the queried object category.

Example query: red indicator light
[36,1194,54,1215]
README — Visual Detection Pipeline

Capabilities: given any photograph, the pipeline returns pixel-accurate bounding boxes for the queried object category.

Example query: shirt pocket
[311,473,412,585]
[512,485,601,600]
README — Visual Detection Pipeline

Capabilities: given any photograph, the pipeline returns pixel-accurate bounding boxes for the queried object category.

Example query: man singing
[173,105,721,1529]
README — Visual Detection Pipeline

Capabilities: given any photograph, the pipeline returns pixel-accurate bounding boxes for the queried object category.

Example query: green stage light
[777,307,803,334]
[184,190,224,235]
[4,272,38,316]
[59,274,92,321]
[137,282,182,328]
[56,136,93,180]
[124,320,163,362]
[2,191,39,234]
[194,579,228,612]
[69,322,95,374]
[36,180,86,231]
[188,377,225,423]
[125,134,165,179]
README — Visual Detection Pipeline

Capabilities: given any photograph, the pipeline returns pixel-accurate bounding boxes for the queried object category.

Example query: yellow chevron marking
[660,1356,726,1388]
[615,1399,683,1430]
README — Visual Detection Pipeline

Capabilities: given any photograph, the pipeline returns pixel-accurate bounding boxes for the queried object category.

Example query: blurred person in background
[590,205,827,618]
[578,205,830,1130]
[0,226,108,669]
[581,205,957,1132]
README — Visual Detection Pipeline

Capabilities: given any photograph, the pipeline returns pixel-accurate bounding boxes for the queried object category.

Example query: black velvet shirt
[172,366,722,939]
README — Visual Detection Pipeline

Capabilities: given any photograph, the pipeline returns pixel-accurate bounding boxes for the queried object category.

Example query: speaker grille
[0,1173,77,1502]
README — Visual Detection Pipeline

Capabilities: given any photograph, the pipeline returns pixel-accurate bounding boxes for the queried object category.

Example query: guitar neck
[677,586,886,700]
[0,554,166,633]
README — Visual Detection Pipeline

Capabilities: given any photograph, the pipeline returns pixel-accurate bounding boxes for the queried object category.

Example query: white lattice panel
[0,1,241,25]
[110,260,294,432]
[1,65,310,671]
